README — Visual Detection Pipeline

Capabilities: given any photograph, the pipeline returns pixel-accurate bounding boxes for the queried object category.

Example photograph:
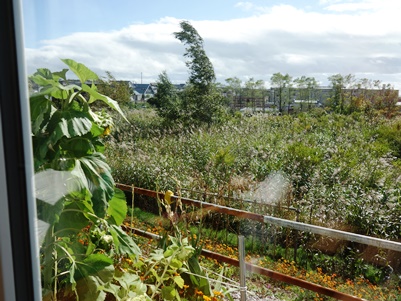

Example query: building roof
[132,83,155,95]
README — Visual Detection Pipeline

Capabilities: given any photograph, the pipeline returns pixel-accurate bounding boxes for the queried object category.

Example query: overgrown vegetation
[107,109,401,238]
[31,60,223,301]
[106,107,401,299]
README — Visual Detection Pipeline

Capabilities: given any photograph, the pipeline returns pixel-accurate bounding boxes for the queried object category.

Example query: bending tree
[174,20,215,92]
[173,21,225,124]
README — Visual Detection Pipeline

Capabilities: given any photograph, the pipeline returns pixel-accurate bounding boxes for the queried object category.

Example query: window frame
[0,0,41,300]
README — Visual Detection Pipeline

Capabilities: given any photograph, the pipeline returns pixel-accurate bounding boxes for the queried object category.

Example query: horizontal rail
[124,226,367,301]
[262,215,401,252]
[180,187,300,212]
[117,184,401,252]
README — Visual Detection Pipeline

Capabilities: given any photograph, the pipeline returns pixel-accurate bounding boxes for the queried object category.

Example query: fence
[117,184,401,300]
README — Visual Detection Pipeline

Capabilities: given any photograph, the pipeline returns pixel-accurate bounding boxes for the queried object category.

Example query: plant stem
[53,228,57,301]
[131,185,135,232]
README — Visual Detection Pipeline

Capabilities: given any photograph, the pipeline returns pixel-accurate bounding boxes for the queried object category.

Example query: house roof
[132,84,155,95]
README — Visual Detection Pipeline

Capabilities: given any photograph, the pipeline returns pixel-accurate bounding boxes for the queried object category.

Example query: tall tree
[294,76,318,111]
[270,73,292,113]
[328,74,355,113]
[225,77,242,98]
[224,77,243,109]
[174,21,215,93]
[243,78,266,112]
[174,21,225,124]
[148,71,181,120]
[244,78,265,98]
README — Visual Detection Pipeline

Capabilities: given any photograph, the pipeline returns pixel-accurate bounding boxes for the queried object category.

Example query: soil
[226,290,283,301]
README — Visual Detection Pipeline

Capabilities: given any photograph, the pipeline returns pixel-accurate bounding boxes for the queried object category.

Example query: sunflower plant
[30,59,141,300]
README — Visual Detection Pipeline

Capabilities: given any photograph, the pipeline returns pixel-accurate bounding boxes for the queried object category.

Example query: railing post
[239,235,247,301]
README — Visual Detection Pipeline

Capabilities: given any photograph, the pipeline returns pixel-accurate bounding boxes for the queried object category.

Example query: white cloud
[235,2,256,11]
[25,2,401,90]
[321,0,401,13]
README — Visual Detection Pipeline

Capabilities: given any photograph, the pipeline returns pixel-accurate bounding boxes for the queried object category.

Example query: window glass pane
[21,3,139,300]
[21,1,401,300]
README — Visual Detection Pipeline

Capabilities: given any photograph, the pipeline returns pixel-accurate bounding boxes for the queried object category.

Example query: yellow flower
[164,190,174,204]
[102,126,111,136]
[203,296,212,301]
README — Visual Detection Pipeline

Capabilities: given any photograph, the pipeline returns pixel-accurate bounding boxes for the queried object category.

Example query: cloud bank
[24,1,401,90]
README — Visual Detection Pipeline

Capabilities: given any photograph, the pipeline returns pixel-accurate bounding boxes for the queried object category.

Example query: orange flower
[213,290,222,295]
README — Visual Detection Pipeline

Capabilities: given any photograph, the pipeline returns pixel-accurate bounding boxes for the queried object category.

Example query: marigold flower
[213,291,222,296]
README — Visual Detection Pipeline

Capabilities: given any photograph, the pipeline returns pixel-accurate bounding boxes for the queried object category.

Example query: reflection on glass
[22,1,401,300]
[29,58,143,299]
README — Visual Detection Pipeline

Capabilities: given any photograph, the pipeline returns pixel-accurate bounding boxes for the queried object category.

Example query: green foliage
[153,21,227,125]
[146,236,194,300]
[149,71,182,121]
[97,71,133,106]
[270,72,292,113]
[180,84,228,124]
[375,119,401,158]
[174,21,215,90]
[107,111,401,241]
[243,78,266,98]
[30,59,142,299]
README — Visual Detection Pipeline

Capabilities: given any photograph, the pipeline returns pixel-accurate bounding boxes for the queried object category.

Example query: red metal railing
[118,184,389,301]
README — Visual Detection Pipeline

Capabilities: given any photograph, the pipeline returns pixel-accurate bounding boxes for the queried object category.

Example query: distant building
[231,86,399,113]
[131,83,157,102]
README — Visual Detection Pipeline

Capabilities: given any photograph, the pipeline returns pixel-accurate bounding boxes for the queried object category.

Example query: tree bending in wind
[170,21,225,124]
[174,20,216,93]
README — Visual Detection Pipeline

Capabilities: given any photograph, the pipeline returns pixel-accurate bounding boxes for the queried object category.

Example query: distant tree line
[93,21,399,123]
[223,73,398,116]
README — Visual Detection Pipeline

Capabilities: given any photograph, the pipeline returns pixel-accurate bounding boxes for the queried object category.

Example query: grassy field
[106,108,401,300]
[107,109,401,238]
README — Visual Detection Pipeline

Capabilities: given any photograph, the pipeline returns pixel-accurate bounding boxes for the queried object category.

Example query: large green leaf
[35,169,87,226]
[187,256,211,295]
[30,95,52,135]
[61,137,95,157]
[32,135,59,169]
[34,84,68,99]
[43,110,93,157]
[61,58,99,84]
[75,154,114,217]
[36,198,64,226]
[30,68,54,85]
[109,224,141,256]
[81,83,128,122]
[161,286,178,301]
[76,253,114,279]
[51,110,93,138]
[54,192,94,236]
[75,254,114,301]
[90,121,105,138]
[107,188,127,225]
[30,68,78,100]
[53,68,69,80]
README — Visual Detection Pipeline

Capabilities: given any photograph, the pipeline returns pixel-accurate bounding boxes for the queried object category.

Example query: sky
[22,0,401,90]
